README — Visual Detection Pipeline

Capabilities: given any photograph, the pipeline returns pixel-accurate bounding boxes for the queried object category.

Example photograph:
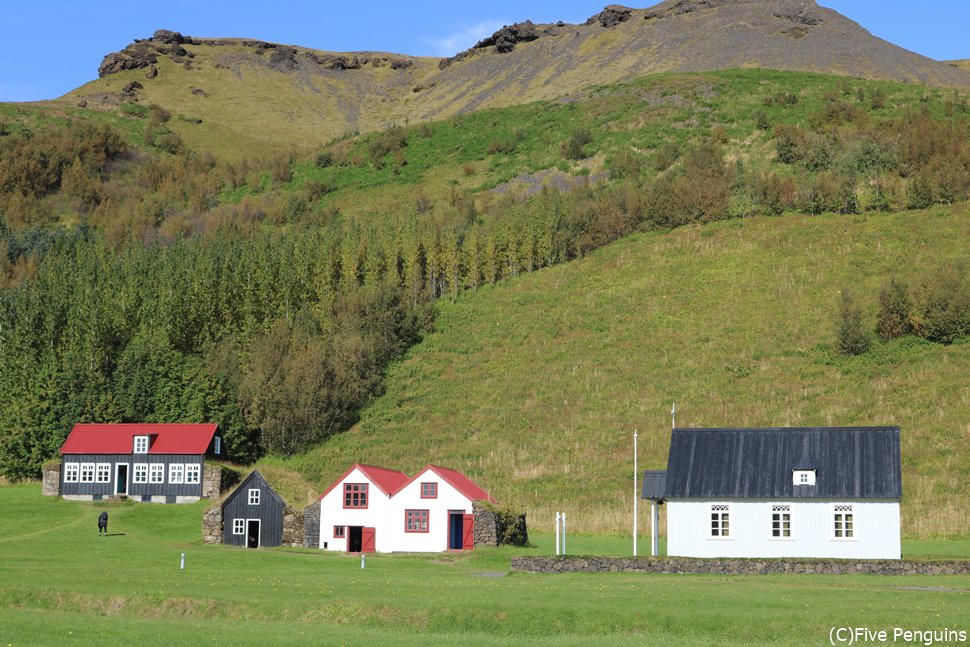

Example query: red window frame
[343,483,368,508]
[420,482,438,499]
[405,509,429,533]
[333,525,345,538]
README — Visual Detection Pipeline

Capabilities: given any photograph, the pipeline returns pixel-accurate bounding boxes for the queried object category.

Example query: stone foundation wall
[511,556,970,576]
[473,501,528,547]
[42,464,61,496]
[202,463,239,499]
[282,507,304,548]
[202,506,222,544]
[303,502,320,549]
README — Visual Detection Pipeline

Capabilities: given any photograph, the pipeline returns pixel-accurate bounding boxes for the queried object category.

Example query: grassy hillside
[1,484,969,646]
[295,207,970,538]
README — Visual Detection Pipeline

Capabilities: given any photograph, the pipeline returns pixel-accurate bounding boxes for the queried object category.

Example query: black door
[449,513,463,550]
[116,465,128,495]
[247,520,260,548]
[348,526,363,552]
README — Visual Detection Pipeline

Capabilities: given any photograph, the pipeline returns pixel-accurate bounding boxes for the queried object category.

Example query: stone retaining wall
[511,556,970,576]
[42,464,61,496]
[473,501,528,547]
[282,507,304,548]
[202,506,223,544]
[303,502,320,549]
[202,463,239,500]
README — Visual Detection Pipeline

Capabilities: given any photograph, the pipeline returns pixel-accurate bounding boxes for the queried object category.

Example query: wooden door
[361,526,376,553]
[462,514,474,550]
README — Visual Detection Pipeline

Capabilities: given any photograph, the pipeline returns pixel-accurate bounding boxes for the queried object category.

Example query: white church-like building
[643,426,902,559]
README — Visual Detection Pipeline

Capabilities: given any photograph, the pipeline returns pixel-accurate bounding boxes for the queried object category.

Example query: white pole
[555,512,560,555]
[633,429,638,557]
[180,553,185,570]
[562,513,566,555]
[651,502,658,557]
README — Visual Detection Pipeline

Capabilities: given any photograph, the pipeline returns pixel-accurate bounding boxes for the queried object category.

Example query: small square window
[421,482,438,499]
[343,483,368,508]
[334,525,345,538]
[185,464,201,484]
[96,464,111,483]
[233,519,245,535]
[169,464,184,484]
[64,463,80,483]
[133,436,149,454]
[249,489,260,506]
[80,463,95,483]
[133,464,148,484]
[793,470,816,486]
[149,464,165,484]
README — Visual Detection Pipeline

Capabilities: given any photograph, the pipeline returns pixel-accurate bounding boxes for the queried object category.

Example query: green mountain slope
[49,0,970,158]
[296,207,970,538]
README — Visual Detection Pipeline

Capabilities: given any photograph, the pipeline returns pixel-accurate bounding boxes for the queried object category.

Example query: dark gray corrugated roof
[664,427,901,499]
[641,470,668,500]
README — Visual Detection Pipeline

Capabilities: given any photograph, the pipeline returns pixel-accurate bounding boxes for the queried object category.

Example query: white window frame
[793,470,816,486]
[95,463,111,484]
[133,464,148,484]
[214,436,221,455]
[185,464,201,484]
[770,504,792,539]
[80,463,95,483]
[133,435,149,454]
[169,463,184,484]
[232,519,245,535]
[249,489,260,506]
[64,463,80,483]
[710,504,731,538]
[149,464,165,484]
[833,504,855,540]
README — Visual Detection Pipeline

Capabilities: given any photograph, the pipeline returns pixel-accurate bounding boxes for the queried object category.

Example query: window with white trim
[64,463,79,483]
[169,463,184,484]
[133,435,149,454]
[214,436,221,455]
[96,463,111,483]
[133,464,148,484]
[233,519,245,535]
[833,505,854,539]
[249,489,260,505]
[80,463,95,483]
[185,464,201,484]
[149,464,164,484]
[793,470,816,486]
[771,505,792,538]
[710,504,730,537]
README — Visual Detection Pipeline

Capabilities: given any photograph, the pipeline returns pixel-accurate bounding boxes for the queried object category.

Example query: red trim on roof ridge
[317,463,410,500]
[391,464,497,503]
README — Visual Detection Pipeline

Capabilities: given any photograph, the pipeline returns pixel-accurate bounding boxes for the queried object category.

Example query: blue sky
[1,1,968,102]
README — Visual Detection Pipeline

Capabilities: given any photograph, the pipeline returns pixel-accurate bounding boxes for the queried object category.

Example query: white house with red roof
[59,423,223,503]
[317,463,497,553]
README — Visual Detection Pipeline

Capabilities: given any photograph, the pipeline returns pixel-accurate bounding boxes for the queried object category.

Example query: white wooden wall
[318,467,393,551]
[667,499,900,559]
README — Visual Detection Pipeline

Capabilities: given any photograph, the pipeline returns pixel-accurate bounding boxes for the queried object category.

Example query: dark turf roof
[659,427,901,500]
[642,470,668,500]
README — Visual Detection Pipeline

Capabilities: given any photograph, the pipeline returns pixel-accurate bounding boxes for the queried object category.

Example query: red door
[361,527,376,553]
[462,514,474,550]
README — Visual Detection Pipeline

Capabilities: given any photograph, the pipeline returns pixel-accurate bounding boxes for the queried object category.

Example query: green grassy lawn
[1,484,968,646]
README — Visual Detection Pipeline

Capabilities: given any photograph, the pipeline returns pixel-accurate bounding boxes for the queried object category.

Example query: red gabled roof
[60,423,219,455]
[318,463,410,499]
[394,465,498,503]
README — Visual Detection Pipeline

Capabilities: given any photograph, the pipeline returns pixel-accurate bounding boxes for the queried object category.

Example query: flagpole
[633,428,638,557]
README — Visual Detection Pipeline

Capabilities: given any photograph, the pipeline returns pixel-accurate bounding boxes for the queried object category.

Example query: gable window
[185,464,201,484]
[214,436,221,455]
[133,436,149,454]
[169,464,184,484]
[771,505,792,538]
[248,489,260,505]
[149,464,164,484]
[710,504,730,538]
[344,483,368,509]
[232,519,245,535]
[64,463,80,483]
[96,464,111,483]
[833,505,854,539]
[333,526,345,538]
[80,463,95,483]
[405,509,430,533]
[133,464,148,484]
[792,470,816,486]
[421,482,438,499]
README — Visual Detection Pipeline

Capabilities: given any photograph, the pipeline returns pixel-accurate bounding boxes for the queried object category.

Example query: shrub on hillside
[562,127,593,161]
[877,276,913,341]
[836,289,870,356]
[911,261,970,344]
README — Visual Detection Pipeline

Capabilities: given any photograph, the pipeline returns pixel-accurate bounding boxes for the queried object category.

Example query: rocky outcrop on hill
[587,5,634,28]
[474,20,560,54]
[99,29,193,77]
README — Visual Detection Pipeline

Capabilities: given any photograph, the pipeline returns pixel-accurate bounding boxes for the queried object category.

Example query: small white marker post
[361,554,366,569]
[180,553,185,570]
[562,513,566,555]
[555,512,561,556]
